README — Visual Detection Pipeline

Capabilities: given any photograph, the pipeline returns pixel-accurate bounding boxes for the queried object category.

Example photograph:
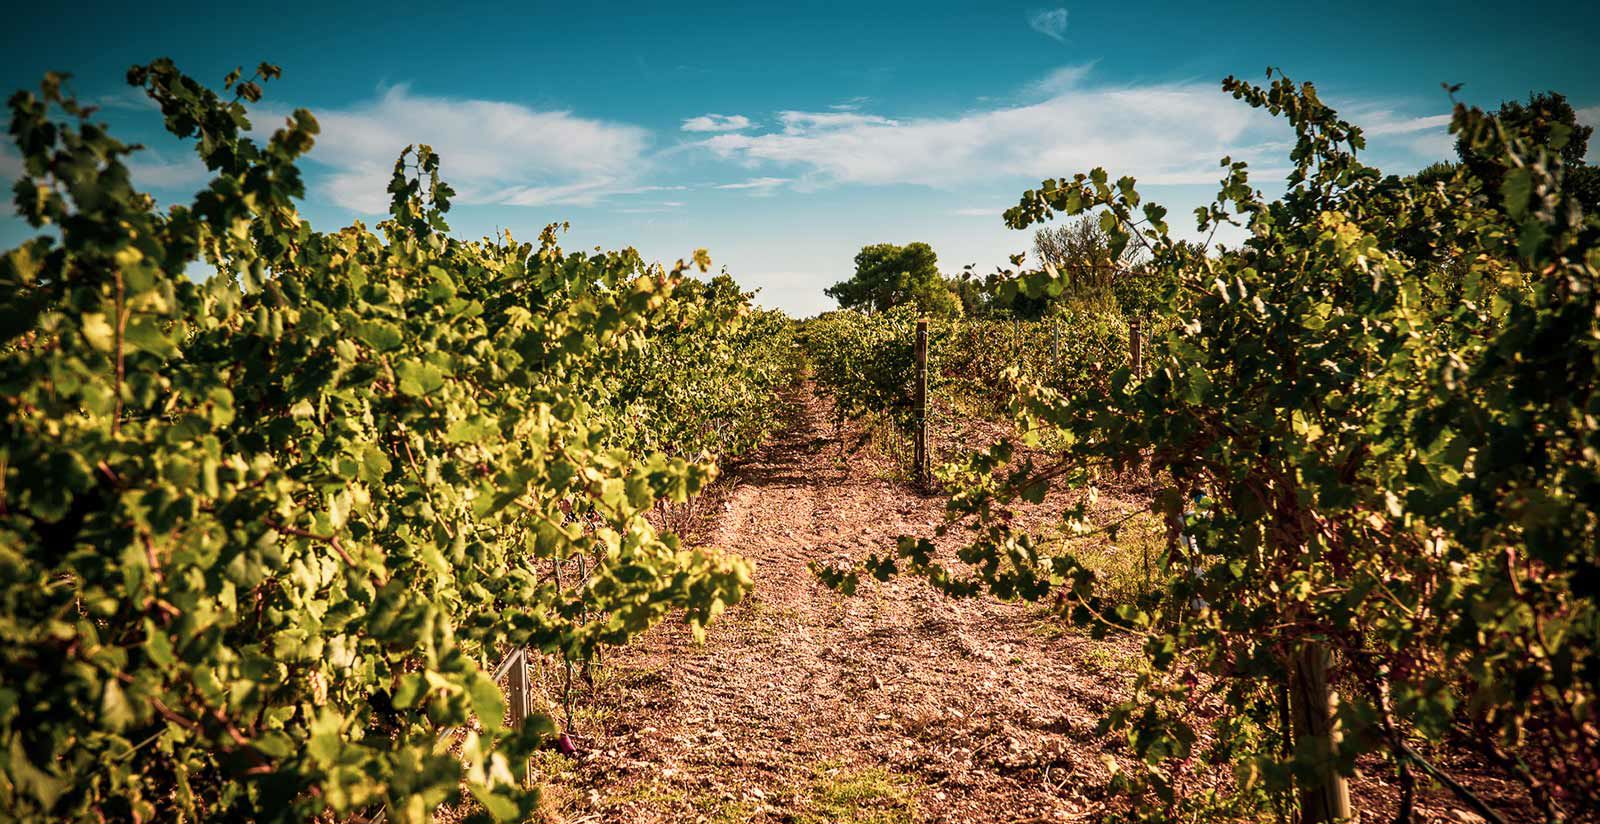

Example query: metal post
[913,319,929,488]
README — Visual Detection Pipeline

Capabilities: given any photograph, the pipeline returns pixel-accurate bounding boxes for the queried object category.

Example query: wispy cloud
[1028,8,1069,42]
[700,78,1278,189]
[1026,62,1098,98]
[1330,104,1457,166]
[261,84,651,212]
[695,70,1469,191]
[125,151,210,190]
[777,111,898,133]
[713,176,790,195]
[682,113,753,133]
[93,87,159,112]
[1360,112,1453,136]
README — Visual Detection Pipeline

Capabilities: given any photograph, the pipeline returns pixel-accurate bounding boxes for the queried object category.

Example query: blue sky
[4,1,1597,315]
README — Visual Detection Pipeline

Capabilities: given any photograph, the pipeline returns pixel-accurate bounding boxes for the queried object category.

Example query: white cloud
[699,80,1279,189]
[93,87,159,112]
[951,206,1004,217]
[1579,106,1600,163]
[126,151,210,190]
[713,176,790,195]
[1407,131,1458,162]
[1322,103,1458,170]
[1028,8,1069,42]
[1027,62,1097,97]
[777,111,898,133]
[263,85,651,213]
[682,113,753,132]
[490,181,686,207]
[1360,112,1453,136]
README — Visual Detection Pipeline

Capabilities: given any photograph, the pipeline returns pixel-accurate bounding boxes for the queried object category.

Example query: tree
[1031,216,1171,316]
[949,271,992,317]
[826,242,962,317]
[1457,90,1600,210]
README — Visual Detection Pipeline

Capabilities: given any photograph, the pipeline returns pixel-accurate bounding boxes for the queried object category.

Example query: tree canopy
[825,242,962,317]
[1456,90,1600,211]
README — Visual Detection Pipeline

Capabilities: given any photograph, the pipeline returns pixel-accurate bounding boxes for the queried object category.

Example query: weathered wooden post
[1049,317,1060,382]
[1290,642,1353,822]
[504,648,532,784]
[1013,316,1022,375]
[1129,316,1143,378]
[913,318,929,488]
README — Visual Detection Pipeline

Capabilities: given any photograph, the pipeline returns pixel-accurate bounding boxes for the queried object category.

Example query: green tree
[1457,90,1600,210]
[948,271,992,317]
[825,242,962,317]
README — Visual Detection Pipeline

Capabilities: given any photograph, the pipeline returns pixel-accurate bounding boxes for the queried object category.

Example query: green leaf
[354,320,404,351]
[1501,167,1533,220]
[100,679,135,731]
[468,672,506,733]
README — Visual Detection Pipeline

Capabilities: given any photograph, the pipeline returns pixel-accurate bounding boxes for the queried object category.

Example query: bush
[0,61,773,823]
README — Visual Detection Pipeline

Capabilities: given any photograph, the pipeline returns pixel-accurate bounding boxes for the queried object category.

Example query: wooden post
[1290,643,1353,823]
[1051,317,1060,380]
[1013,317,1022,375]
[913,318,929,488]
[1129,316,1143,378]
[504,648,532,784]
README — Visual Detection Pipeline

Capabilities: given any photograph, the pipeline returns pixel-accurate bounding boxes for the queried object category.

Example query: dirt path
[540,388,1140,823]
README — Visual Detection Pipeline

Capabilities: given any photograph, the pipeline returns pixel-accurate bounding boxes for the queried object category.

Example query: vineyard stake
[1052,317,1060,370]
[505,648,533,785]
[1130,316,1143,378]
[1289,642,1353,822]
[1013,316,1022,376]
[914,318,929,488]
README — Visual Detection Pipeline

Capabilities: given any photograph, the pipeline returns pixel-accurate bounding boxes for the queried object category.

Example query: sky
[3,1,1597,316]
